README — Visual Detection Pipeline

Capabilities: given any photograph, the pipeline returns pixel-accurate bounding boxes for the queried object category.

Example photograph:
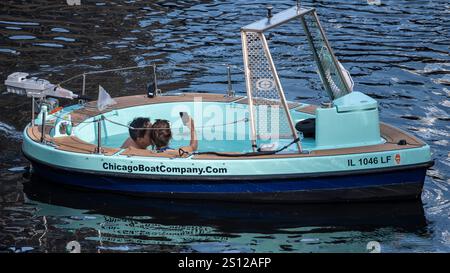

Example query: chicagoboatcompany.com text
[102,162,228,175]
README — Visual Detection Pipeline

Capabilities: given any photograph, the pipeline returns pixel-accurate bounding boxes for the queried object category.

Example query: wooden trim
[27,126,119,156]
[54,136,119,155]
[379,122,422,145]
[27,125,52,142]
[295,105,317,115]
[120,148,180,158]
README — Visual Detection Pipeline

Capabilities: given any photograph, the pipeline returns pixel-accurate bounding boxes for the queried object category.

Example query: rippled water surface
[0,0,449,253]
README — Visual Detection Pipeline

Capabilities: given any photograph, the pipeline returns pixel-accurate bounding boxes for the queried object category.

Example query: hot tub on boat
[10,5,433,203]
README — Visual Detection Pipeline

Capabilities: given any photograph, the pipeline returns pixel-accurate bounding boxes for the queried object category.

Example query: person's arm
[187,118,198,151]
[179,118,197,153]
[162,118,198,156]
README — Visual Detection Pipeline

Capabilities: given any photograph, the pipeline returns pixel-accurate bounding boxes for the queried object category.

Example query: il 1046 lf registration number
[347,155,398,167]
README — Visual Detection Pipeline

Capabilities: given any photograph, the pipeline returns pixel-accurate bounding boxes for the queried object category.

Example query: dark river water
[0,0,449,253]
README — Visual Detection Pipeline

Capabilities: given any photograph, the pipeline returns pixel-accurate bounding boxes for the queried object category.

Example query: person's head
[151,119,172,149]
[129,117,152,149]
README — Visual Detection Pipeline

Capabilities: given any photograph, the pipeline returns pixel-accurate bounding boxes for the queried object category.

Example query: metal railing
[56,62,239,100]
[95,117,103,154]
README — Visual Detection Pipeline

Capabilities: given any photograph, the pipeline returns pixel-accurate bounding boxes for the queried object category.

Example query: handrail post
[96,117,103,154]
[226,64,235,97]
[82,73,86,96]
[31,96,35,126]
[241,31,258,152]
[153,64,161,96]
[40,105,47,143]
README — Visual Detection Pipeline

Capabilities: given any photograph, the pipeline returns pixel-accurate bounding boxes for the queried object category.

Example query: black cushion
[295,118,315,138]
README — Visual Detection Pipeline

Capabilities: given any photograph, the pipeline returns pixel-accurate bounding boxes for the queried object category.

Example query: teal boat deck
[26,93,426,160]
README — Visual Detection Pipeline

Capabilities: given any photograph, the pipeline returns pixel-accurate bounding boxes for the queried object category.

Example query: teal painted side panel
[316,107,381,149]
[316,92,381,149]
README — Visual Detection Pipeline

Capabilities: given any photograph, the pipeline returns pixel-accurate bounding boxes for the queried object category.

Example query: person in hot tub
[151,117,198,155]
[121,117,153,149]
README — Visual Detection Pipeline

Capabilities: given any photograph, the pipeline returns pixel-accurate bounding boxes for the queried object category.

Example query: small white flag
[97,85,117,111]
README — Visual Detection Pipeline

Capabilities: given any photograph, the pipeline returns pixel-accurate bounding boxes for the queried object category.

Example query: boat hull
[21,93,433,203]
[28,156,431,203]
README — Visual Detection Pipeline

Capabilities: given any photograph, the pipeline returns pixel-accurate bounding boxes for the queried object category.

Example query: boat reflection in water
[24,175,428,252]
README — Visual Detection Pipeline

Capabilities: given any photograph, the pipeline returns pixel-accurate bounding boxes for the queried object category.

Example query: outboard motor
[4,72,78,99]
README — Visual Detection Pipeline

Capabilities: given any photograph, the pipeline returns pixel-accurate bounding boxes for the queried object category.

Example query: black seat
[295,118,315,138]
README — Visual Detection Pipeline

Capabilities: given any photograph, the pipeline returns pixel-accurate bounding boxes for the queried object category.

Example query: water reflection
[18,176,428,253]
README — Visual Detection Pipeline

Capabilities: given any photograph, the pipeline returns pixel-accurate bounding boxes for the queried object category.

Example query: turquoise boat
[10,5,433,203]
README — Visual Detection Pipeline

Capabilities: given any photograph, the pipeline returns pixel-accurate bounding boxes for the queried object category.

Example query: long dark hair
[151,119,172,149]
